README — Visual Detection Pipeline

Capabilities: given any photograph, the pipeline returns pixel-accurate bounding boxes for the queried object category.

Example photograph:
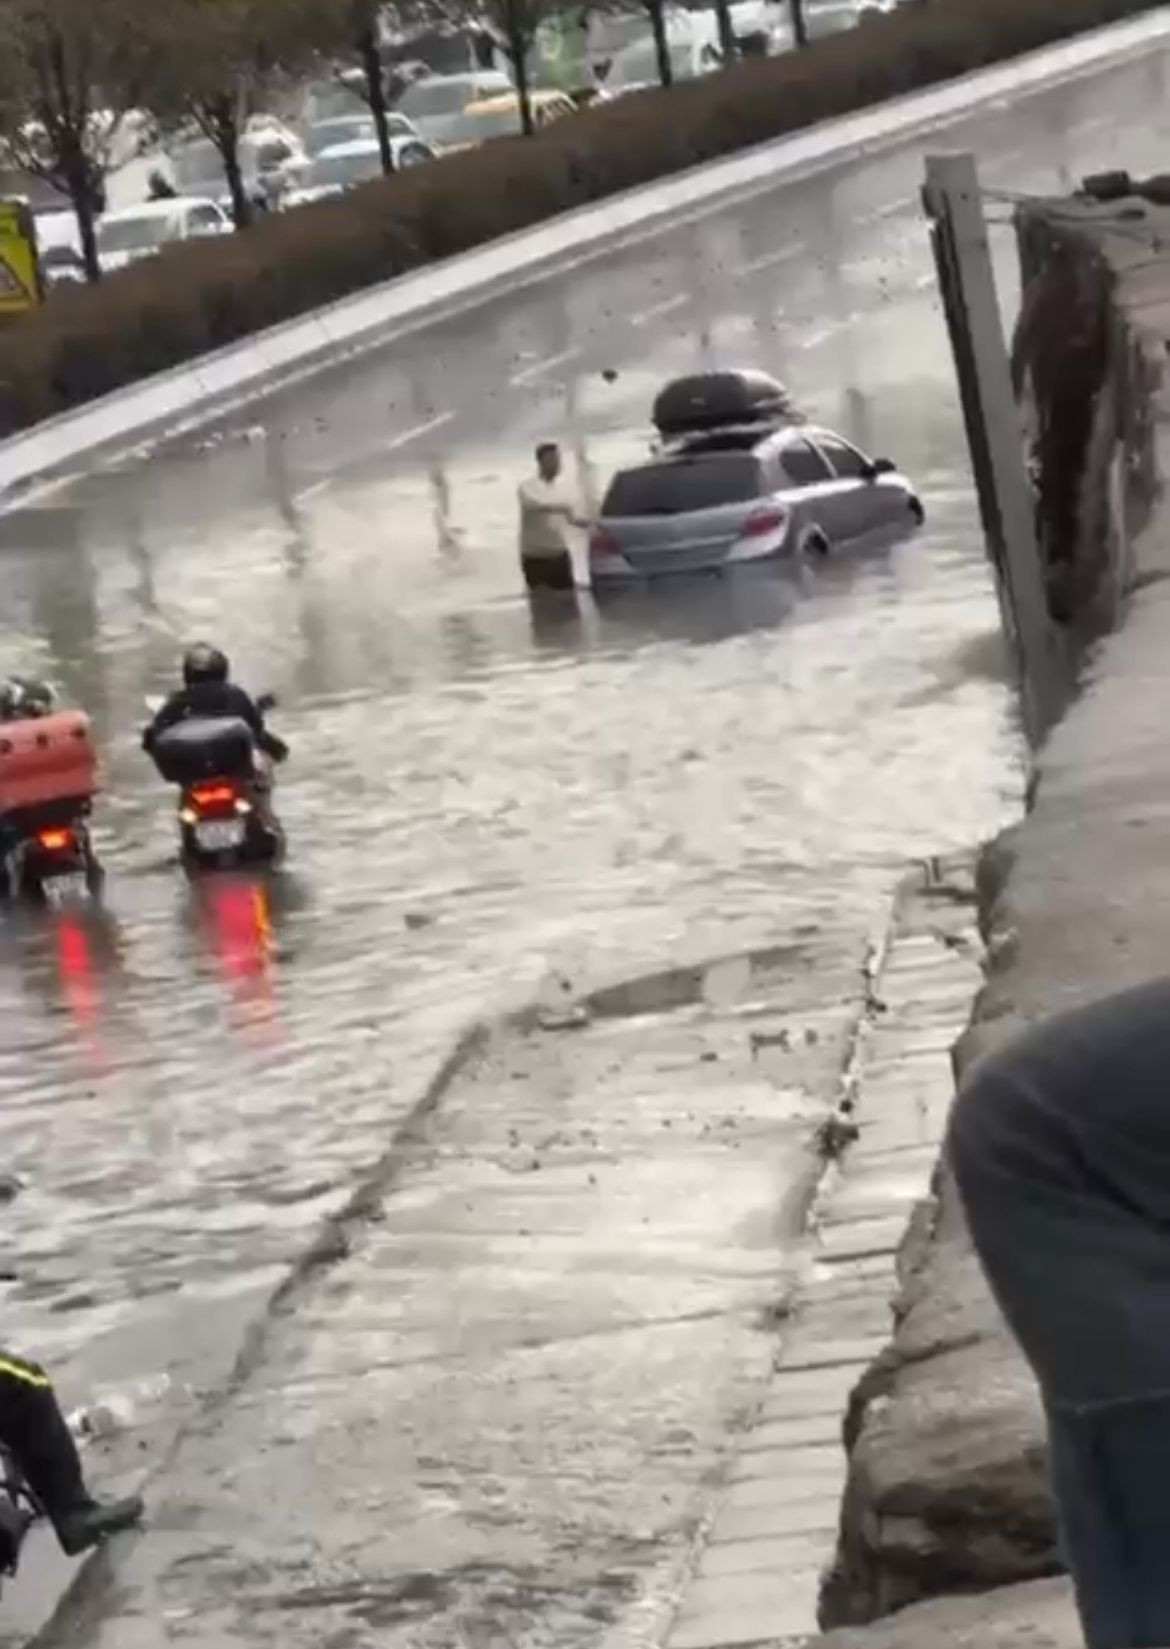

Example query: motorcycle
[0,1443,40,1592]
[144,695,286,874]
[0,706,104,905]
[0,806,103,906]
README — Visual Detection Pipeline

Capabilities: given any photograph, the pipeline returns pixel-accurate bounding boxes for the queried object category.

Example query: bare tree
[712,0,736,64]
[478,0,556,134]
[0,0,149,280]
[141,0,341,227]
[643,0,672,86]
[353,0,396,173]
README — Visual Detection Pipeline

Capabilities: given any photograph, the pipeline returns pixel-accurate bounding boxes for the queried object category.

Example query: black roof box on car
[651,370,799,440]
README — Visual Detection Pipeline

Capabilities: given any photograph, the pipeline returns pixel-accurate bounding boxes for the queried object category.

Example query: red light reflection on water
[197,877,281,1038]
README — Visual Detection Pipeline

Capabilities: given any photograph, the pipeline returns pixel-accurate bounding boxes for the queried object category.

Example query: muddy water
[0,47,1167,1622]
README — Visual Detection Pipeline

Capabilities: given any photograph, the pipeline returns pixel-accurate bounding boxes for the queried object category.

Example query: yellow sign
[0,201,40,316]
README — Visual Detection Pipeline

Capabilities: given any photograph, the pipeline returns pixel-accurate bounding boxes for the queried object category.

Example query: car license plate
[43,873,88,904]
[195,819,245,852]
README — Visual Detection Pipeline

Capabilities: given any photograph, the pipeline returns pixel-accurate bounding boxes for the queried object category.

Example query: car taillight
[740,507,787,538]
[589,526,620,561]
[36,828,73,852]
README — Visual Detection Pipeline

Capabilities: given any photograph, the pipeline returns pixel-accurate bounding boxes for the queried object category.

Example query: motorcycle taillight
[36,827,73,852]
[189,782,237,811]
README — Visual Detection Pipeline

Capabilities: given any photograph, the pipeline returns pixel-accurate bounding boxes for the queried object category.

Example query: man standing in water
[948,979,1170,1649]
[518,443,588,593]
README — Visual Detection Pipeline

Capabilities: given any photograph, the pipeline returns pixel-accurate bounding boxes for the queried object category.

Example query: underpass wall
[815,193,1170,1645]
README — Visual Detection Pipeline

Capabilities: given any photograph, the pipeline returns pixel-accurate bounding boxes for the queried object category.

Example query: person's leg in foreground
[0,1352,143,1555]
[948,979,1170,1649]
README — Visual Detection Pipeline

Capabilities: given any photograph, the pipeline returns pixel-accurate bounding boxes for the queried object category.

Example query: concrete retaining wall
[817,192,1170,1642]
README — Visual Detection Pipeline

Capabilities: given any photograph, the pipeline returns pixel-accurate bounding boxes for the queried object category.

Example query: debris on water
[0,1173,23,1204]
[537,1006,589,1031]
[404,910,434,930]
[535,968,589,1030]
[71,1373,173,1441]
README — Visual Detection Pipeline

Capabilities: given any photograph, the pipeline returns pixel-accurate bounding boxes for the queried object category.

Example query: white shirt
[518,475,578,559]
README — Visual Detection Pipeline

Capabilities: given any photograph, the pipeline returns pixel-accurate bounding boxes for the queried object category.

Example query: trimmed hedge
[0,0,1162,438]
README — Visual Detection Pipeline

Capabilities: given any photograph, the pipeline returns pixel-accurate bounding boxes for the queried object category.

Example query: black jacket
[143,682,288,763]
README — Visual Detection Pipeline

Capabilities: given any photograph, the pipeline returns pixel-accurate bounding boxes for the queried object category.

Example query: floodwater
[1,36,1168,1647]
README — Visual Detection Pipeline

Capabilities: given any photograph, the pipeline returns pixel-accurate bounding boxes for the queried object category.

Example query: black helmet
[182,644,229,687]
[0,676,56,720]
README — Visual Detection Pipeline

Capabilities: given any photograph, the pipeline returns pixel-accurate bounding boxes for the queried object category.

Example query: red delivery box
[0,712,99,814]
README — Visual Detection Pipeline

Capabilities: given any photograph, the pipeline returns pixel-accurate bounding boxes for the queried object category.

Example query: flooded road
[2,39,1168,1645]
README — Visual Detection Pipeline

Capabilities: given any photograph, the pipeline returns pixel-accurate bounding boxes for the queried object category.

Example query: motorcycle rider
[142,645,288,764]
[0,676,56,722]
[143,646,287,834]
[0,1349,143,1556]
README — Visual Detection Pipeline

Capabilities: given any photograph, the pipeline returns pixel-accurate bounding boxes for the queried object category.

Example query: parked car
[433,89,578,149]
[804,0,897,36]
[32,207,85,289]
[167,126,307,209]
[283,133,436,206]
[302,70,375,126]
[393,70,513,142]
[94,197,230,273]
[588,371,923,588]
[603,21,723,95]
[302,111,421,158]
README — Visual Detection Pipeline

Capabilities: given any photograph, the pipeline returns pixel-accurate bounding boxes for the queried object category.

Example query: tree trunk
[357,23,394,173]
[646,0,673,85]
[45,27,101,280]
[790,0,809,47]
[67,157,101,283]
[713,0,737,65]
[507,19,535,135]
[211,100,251,229]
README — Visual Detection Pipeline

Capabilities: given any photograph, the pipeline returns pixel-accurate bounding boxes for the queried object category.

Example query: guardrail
[2,6,1169,509]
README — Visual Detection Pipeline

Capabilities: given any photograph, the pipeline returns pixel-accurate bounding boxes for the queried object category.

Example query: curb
[661,853,983,1649]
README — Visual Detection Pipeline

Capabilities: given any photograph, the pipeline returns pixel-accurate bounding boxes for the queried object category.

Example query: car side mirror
[256,692,278,713]
[868,457,896,478]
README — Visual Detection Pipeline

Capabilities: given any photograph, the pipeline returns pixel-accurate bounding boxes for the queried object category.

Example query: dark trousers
[522,553,575,593]
[1047,1396,1170,1649]
[0,1351,86,1518]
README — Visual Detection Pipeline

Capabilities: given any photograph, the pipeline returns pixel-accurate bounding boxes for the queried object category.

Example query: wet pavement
[1,39,1168,1646]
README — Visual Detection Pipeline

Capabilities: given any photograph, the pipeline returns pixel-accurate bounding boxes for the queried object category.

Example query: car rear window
[603,456,763,516]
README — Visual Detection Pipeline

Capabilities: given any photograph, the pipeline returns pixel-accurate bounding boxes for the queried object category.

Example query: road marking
[740,240,805,276]
[860,193,917,226]
[631,293,687,324]
[384,411,454,452]
[508,347,580,387]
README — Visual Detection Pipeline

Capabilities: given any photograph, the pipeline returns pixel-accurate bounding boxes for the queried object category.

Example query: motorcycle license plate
[194,819,245,851]
[43,873,88,904]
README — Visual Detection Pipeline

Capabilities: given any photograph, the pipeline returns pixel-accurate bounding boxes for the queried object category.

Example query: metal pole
[922,151,1059,746]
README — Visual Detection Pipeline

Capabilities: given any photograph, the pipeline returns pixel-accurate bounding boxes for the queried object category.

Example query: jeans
[1048,1395,1170,1648]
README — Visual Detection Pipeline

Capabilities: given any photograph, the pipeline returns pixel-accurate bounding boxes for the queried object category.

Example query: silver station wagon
[588,371,924,590]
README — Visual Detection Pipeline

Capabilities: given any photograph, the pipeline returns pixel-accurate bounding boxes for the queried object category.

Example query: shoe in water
[56,1493,144,1557]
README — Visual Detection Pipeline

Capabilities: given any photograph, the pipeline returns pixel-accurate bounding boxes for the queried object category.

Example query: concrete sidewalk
[664,858,983,1649]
